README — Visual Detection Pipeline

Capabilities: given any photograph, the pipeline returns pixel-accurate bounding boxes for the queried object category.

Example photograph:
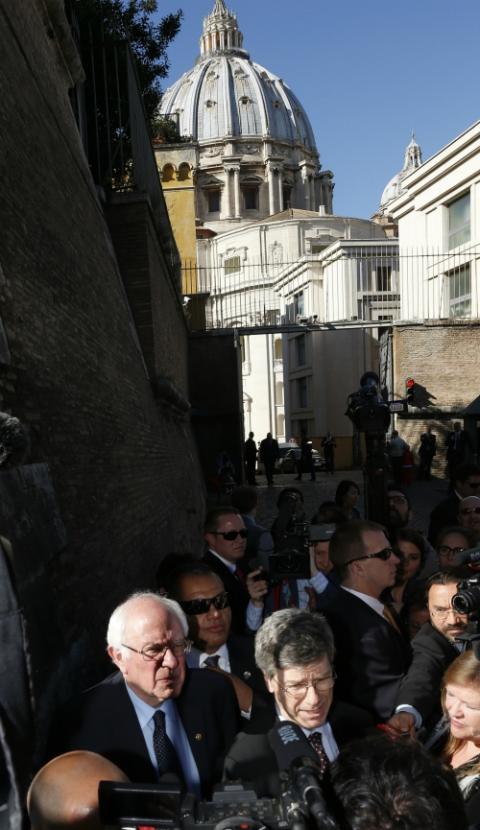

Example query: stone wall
[0,0,205,724]
[392,321,480,472]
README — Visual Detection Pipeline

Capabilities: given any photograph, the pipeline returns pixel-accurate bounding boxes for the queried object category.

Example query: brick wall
[0,0,205,724]
[392,321,480,472]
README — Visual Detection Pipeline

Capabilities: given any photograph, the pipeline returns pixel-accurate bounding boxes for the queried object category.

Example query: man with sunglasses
[169,563,267,718]
[224,609,373,797]
[318,520,411,722]
[46,592,240,796]
[203,507,268,634]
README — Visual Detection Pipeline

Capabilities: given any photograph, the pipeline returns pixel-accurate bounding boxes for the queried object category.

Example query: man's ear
[108,645,125,674]
[264,673,275,694]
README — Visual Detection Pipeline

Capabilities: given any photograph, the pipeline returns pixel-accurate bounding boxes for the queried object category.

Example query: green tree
[76,0,183,122]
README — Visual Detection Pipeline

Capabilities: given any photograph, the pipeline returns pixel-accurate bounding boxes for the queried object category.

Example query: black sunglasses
[212,529,248,541]
[350,547,395,564]
[180,591,230,616]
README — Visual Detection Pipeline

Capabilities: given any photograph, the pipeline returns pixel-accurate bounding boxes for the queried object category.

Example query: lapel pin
[243,671,252,680]
[194,732,203,741]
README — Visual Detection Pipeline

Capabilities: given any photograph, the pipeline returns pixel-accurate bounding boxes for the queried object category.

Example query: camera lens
[451,587,480,615]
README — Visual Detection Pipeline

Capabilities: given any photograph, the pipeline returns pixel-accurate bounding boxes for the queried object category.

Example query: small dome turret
[380,132,423,212]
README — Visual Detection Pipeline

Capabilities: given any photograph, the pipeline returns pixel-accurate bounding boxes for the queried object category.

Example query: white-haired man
[47,592,239,797]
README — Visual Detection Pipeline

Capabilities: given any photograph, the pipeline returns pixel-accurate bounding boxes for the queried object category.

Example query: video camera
[345,371,390,437]
[99,721,338,830]
[452,576,480,616]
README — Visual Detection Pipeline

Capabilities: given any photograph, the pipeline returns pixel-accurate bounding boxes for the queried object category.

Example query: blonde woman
[441,650,480,824]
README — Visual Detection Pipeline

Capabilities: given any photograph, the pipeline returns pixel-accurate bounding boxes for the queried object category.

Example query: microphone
[268,721,336,830]
[453,546,480,566]
[268,720,319,770]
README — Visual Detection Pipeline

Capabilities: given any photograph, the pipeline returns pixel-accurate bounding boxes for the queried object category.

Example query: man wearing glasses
[168,563,267,718]
[203,507,268,634]
[318,520,411,721]
[223,609,372,797]
[47,592,239,796]
[386,570,469,740]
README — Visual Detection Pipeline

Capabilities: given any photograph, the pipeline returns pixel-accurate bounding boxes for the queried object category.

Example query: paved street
[254,470,450,537]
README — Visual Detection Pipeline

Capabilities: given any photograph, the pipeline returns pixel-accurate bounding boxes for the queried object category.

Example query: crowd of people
[27,459,480,830]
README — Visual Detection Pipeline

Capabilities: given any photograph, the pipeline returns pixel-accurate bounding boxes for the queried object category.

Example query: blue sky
[157,0,480,218]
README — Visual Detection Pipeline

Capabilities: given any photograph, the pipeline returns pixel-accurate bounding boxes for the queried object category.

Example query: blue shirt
[125,684,201,797]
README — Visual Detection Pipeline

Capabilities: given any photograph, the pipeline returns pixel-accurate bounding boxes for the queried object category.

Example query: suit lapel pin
[194,732,203,741]
[242,671,252,680]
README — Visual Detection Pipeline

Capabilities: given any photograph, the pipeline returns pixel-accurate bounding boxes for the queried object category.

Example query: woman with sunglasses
[439,651,480,825]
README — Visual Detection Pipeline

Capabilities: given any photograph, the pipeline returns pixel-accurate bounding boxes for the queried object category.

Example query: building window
[224,256,241,275]
[274,337,283,359]
[294,291,305,318]
[275,381,284,405]
[297,376,308,409]
[376,265,392,292]
[296,334,306,366]
[448,192,470,249]
[243,186,258,210]
[448,263,471,317]
[207,189,220,213]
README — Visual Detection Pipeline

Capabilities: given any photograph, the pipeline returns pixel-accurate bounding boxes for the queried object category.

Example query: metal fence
[182,242,480,330]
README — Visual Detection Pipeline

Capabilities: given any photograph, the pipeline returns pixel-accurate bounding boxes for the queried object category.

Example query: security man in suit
[46,592,240,797]
[168,562,268,720]
[202,507,268,634]
[318,520,411,721]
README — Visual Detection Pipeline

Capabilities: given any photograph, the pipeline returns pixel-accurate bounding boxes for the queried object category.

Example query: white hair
[106,591,188,648]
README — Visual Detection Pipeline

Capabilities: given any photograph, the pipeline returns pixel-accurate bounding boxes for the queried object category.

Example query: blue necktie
[152,709,181,778]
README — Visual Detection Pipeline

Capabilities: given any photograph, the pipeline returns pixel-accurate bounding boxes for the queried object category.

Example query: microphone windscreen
[268,720,318,771]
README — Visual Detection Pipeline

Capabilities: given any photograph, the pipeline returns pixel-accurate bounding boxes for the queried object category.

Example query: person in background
[384,528,426,614]
[418,425,437,481]
[429,464,480,545]
[401,592,430,640]
[388,430,407,486]
[321,431,336,474]
[457,495,480,543]
[259,433,279,487]
[335,480,361,521]
[446,422,471,485]
[243,432,257,486]
[435,526,477,572]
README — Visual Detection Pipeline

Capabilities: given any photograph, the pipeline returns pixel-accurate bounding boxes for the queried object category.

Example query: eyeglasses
[180,591,230,616]
[389,494,408,504]
[277,672,337,699]
[121,639,192,661]
[460,507,480,516]
[350,547,395,564]
[438,545,465,560]
[211,529,248,541]
[429,606,465,621]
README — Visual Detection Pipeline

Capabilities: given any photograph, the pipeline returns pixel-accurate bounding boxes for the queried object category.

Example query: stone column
[223,167,233,219]
[232,165,241,218]
[267,162,276,215]
[277,168,284,212]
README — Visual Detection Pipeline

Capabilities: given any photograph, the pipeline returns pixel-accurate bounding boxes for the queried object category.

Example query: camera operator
[27,751,128,830]
[385,570,470,741]
[224,609,373,798]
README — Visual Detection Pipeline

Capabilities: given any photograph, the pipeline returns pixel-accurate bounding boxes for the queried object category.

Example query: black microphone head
[268,720,319,770]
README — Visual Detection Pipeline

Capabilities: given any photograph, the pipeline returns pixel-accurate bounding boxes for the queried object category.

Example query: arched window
[162,164,175,182]
[178,163,190,181]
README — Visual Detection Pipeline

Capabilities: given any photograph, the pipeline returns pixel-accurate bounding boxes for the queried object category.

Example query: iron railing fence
[182,243,480,331]
[73,22,181,290]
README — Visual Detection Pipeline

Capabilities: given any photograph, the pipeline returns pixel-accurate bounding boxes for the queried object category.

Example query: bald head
[28,751,128,830]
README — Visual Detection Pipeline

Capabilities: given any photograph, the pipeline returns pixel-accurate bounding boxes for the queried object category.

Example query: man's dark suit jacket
[47,669,240,797]
[318,588,411,722]
[202,550,249,635]
[188,633,266,696]
[427,493,460,545]
[394,621,459,731]
[223,699,374,797]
